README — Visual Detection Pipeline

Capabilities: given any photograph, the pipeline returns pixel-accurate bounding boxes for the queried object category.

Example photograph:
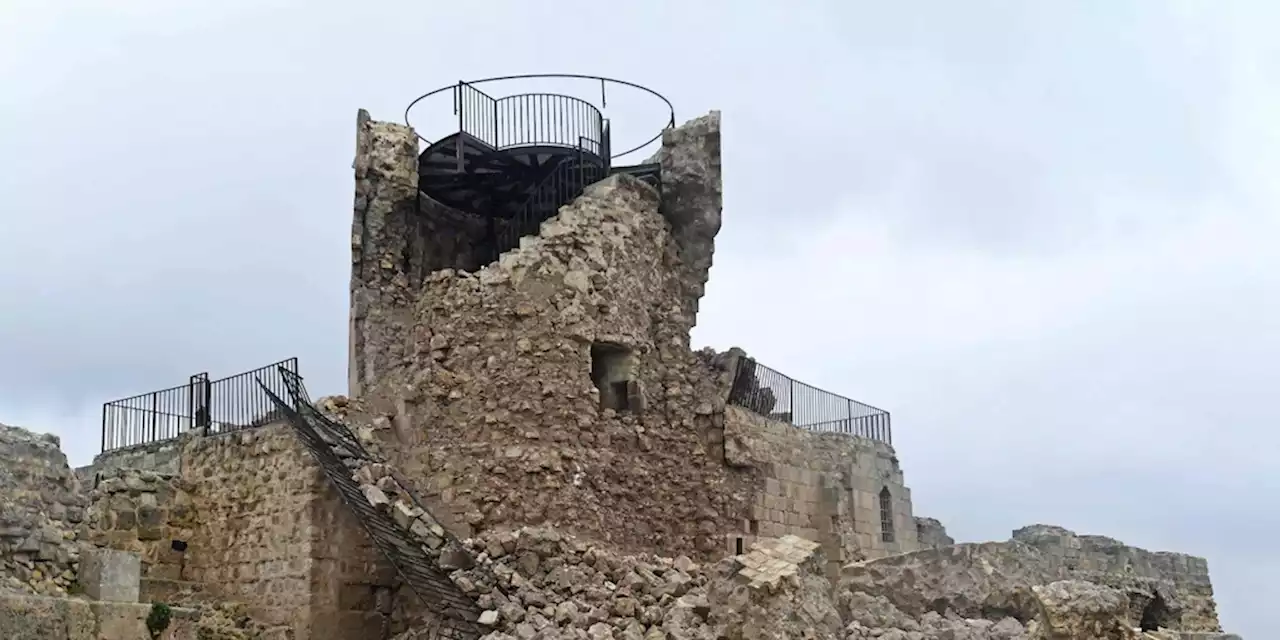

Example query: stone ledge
[0,592,199,639]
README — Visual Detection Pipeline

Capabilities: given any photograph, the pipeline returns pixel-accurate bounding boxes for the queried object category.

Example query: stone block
[78,548,141,602]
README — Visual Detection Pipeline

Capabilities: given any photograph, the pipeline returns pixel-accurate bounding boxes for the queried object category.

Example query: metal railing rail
[205,357,299,436]
[407,74,674,162]
[100,357,299,453]
[728,357,892,443]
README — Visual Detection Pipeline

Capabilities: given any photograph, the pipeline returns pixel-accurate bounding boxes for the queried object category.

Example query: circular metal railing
[405,74,675,161]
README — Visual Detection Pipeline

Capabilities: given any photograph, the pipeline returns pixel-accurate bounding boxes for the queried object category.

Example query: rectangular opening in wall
[590,343,635,412]
[735,537,744,555]
[749,520,759,535]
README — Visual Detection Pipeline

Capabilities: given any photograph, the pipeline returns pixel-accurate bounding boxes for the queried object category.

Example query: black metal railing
[408,74,675,163]
[100,357,299,453]
[728,357,892,443]
[100,373,209,452]
[494,151,607,257]
[205,357,300,436]
[455,81,498,147]
[493,93,605,156]
[453,82,608,160]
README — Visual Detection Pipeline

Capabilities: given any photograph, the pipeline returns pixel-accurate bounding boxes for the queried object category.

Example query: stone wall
[914,516,954,549]
[721,405,919,575]
[75,422,393,639]
[178,423,388,638]
[81,468,197,603]
[1012,524,1221,633]
[307,478,398,639]
[345,110,764,562]
[348,109,499,401]
[372,174,755,560]
[0,592,202,639]
[0,423,88,597]
[78,439,184,488]
[838,525,1231,636]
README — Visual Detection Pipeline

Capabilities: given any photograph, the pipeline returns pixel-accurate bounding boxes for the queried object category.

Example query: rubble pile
[449,526,719,640]
[840,590,1029,639]
[316,395,458,560]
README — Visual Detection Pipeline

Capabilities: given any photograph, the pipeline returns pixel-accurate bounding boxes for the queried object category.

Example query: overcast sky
[2,1,1275,635]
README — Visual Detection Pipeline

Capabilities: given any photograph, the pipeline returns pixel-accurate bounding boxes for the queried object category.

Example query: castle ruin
[0,76,1243,639]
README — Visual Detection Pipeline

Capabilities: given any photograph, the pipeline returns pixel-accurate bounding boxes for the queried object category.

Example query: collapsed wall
[350,170,756,558]
[343,110,927,571]
[0,423,88,596]
[839,524,1231,636]
[1011,525,1221,633]
[346,111,749,558]
[393,524,1241,640]
[914,516,954,549]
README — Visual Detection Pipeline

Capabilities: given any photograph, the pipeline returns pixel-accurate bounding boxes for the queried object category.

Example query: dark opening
[171,539,189,581]
[879,486,895,543]
[611,381,630,410]
[1139,593,1172,632]
[734,537,744,555]
[590,343,634,411]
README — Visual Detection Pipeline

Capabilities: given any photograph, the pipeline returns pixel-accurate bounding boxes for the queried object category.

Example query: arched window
[879,486,895,543]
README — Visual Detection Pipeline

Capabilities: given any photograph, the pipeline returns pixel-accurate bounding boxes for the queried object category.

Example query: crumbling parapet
[915,516,954,549]
[0,423,88,597]
[650,111,723,337]
[349,109,421,400]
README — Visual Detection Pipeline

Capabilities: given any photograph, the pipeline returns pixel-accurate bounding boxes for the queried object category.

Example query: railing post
[101,404,107,453]
[602,119,612,173]
[789,378,797,425]
[148,394,157,442]
[455,81,465,172]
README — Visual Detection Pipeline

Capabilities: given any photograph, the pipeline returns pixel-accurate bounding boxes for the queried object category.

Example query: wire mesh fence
[727,357,892,443]
[100,357,299,452]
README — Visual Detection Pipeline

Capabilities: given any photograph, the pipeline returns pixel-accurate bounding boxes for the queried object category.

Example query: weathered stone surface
[1012,525,1222,633]
[648,111,723,326]
[81,466,197,589]
[79,438,184,487]
[0,423,88,597]
[1028,580,1137,640]
[836,526,1243,639]
[915,516,954,549]
[722,405,919,569]
[839,542,1053,622]
[0,591,201,639]
[425,527,838,640]
[348,162,759,559]
[3,104,1249,639]
[77,548,139,603]
[706,535,842,639]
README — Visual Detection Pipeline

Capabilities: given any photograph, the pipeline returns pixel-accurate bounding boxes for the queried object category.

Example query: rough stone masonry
[0,423,87,597]
[0,103,1247,639]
